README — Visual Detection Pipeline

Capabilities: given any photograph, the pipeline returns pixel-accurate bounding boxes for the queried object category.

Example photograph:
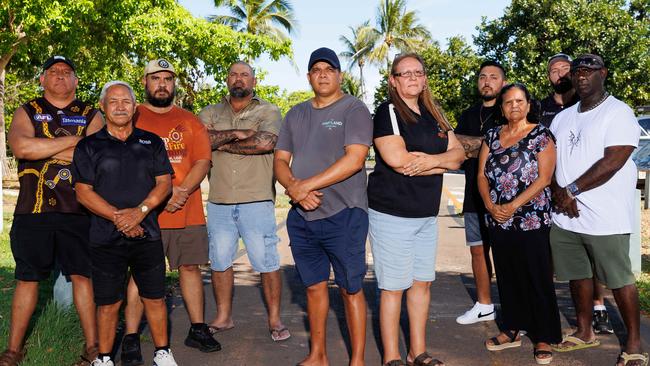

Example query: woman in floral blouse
[477,83,562,365]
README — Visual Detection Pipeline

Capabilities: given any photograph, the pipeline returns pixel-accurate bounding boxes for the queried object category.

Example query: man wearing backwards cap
[119,59,218,365]
[549,54,645,365]
[2,55,103,366]
[539,53,580,128]
[274,47,373,366]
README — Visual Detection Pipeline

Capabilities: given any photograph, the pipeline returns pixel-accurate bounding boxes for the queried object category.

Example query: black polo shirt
[539,93,579,127]
[72,126,173,245]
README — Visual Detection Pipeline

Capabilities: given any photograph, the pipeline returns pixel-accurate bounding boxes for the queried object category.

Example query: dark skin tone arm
[206,128,256,150]
[218,131,278,155]
[551,145,635,218]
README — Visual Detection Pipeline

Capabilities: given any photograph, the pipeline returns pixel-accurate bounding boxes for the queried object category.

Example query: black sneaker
[120,333,144,366]
[184,324,222,353]
[592,310,614,334]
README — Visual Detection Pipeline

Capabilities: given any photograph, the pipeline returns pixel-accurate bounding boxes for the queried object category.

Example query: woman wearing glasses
[367,53,464,366]
[478,83,561,364]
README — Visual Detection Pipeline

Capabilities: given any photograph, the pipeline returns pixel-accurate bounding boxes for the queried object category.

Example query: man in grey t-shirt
[274,47,372,366]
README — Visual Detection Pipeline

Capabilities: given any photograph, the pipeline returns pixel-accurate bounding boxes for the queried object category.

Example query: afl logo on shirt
[61,116,87,126]
[34,113,53,122]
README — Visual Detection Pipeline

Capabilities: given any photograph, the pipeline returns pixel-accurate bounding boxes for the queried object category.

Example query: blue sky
[179,0,510,102]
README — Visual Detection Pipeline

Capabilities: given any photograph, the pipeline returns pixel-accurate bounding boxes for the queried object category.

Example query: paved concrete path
[131,173,649,366]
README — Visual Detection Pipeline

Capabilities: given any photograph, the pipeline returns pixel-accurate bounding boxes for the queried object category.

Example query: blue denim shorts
[207,201,280,273]
[464,212,488,247]
[368,209,438,291]
[287,207,368,293]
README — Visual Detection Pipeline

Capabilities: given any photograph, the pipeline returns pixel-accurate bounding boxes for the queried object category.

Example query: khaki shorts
[161,225,209,270]
[550,224,634,289]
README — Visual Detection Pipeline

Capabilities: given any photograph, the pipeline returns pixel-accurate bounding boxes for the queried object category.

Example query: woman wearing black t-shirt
[367,53,464,366]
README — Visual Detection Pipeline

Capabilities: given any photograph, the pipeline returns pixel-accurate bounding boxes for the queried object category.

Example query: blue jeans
[207,201,280,273]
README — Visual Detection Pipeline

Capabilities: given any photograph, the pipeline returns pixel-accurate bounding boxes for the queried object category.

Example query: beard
[229,86,253,98]
[552,76,573,94]
[145,87,175,107]
[480,92,498,101]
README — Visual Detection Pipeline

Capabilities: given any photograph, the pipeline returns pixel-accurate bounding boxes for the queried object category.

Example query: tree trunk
[359,64,365,103]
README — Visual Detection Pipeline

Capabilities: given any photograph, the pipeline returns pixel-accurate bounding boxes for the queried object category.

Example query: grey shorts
[464,212,487,246]
[550,224,635,289]
[161,225,209,270]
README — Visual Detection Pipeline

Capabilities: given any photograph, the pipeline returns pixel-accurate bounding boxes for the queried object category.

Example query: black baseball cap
[548,53,572,68]
[308,47,341,70]
[571,54,605,71]
[42,55,76,72]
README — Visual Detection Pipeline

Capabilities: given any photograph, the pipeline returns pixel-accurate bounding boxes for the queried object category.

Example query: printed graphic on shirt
[161,124,188,164]
[321,119,343,130]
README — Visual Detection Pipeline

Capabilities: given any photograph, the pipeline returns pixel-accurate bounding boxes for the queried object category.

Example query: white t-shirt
[550,96,640,235]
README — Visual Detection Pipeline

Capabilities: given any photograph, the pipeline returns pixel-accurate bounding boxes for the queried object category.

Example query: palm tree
[209,0,298,43]
[367,0,431,71]
[341,72,363,99]
[339,21,377,102]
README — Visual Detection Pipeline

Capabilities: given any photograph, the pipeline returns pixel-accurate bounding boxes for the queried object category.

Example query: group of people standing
[0,45,644,366]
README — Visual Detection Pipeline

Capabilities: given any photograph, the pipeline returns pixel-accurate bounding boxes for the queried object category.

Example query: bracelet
[565,187,575,200]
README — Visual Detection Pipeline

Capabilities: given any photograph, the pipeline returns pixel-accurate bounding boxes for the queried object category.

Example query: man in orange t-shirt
[121,59,220,365]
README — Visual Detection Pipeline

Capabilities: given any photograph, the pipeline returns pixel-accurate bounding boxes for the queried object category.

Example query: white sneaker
[456,302,495,324]
[153,349,178,366]
[91,357,114,366]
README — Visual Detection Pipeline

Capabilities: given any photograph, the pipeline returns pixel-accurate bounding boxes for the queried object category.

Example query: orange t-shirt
[135,105,211,229]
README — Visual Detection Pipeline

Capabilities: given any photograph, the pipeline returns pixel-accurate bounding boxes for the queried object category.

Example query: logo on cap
[158,59,170,68]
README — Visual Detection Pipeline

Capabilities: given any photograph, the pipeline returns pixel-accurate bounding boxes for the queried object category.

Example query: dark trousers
[489,225,562,344]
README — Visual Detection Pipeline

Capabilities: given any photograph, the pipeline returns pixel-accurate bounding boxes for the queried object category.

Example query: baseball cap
[144,58,176,77]
[571,54,605,71]
[42,56,76,72]
[308,48,341,70]
[548,53,572,68]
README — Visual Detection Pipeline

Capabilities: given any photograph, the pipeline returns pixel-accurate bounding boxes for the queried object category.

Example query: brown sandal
[71,345,98,366]
[0,349,26,366]
[407,352,444,366]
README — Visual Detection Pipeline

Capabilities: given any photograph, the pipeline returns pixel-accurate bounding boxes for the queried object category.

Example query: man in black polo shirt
[539,53,580,128]
[72,81,176,366]
[454,61,506,325]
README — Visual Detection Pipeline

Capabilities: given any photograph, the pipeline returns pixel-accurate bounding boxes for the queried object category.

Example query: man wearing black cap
[454,60,506,326]
[274,47,373,366]
[540,53,614,335]
[540,53,580,128]
[2,56,103,366]
[549,54,645,365]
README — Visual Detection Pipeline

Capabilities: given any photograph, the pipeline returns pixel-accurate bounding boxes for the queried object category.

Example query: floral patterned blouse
[484,124,554,231]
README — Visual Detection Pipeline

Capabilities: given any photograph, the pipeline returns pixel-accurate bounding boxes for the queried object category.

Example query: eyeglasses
[393,70,426,78]
[570,68,599,77]
[571,57,604,71]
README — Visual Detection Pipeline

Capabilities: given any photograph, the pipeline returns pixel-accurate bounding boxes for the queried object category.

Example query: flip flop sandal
[534,349,553,365]
[485,330,521,351]
[406,352,444,366]
[0,349,26,366]
[208,324,234,335]
[269,327,291,342]
[551,335,600,353]
[384,360,406,366]
[617,352,649,366]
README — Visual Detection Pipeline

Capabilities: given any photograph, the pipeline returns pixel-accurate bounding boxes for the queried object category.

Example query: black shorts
[90,238,166,306]
[10,213,91,281]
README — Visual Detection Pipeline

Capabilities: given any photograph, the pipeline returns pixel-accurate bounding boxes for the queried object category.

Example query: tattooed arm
[217,131,278,155]
[206,128,256,150]
[455,134,485,159]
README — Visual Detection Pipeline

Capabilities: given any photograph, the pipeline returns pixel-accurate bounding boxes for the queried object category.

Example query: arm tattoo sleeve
[207,129,237,150]
[456,134,484,159]
[219,131,278,155]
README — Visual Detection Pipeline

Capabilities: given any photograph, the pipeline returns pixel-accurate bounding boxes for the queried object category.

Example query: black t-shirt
[72,127,174,245]
[539,93,579,127]
[454,103,500,213]
[367,101,449,218]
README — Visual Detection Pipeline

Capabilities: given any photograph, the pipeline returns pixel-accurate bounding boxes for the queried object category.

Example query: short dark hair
[479,60,506,79]
[496,83,540,124]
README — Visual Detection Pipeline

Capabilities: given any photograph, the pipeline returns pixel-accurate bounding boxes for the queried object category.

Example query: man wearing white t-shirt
[549,54,644,365]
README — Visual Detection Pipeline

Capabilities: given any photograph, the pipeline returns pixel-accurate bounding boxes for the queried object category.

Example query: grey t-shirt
[276,94,373,221]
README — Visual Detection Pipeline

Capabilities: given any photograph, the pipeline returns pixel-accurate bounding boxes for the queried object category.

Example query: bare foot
[297,353,329,366]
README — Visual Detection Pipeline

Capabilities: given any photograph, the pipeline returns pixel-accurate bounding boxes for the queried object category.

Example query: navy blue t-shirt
[367,101,449,218]
[72,127,173,245]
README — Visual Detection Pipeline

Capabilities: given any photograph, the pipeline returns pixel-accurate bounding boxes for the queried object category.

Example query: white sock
[594,304,606,311]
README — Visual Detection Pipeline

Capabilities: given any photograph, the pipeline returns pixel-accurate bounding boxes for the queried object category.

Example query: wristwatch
[566,182,581,199]
[138,204,149,214]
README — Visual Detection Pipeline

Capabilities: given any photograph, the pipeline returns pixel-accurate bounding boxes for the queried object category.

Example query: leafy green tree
[475,0,650,107]
[366,0,431,71]
[341,72,363,99]
[210,0,298,43]
[339,21,375,102]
